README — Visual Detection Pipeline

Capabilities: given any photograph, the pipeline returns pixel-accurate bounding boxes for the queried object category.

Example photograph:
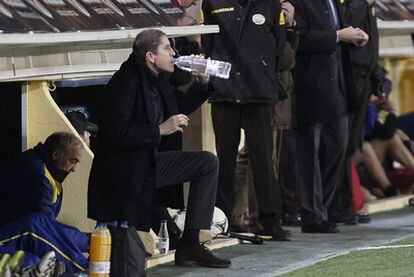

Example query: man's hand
[159,114,189,135]
[338,27,369,46]
[282,2,295,26]
[192,69,210,85]
[378,98,396,113]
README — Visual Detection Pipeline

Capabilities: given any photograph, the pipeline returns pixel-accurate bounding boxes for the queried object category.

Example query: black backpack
[108,225,151,277]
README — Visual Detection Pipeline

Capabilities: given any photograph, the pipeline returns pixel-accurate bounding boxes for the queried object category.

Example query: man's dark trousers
[296,116,348,225]
[331,70,371,216]
[275,129,298,214]
[155,150,218,230]
[211,102,281,220]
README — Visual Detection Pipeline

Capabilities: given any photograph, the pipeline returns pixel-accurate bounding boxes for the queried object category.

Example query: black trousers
[211,102,281,220]
[274,129,298,214]
[296,116,348,225]
[155,150,218,230]
[331,69,371,216]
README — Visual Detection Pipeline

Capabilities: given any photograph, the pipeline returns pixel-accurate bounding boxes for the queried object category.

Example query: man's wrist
[286,20,297,30]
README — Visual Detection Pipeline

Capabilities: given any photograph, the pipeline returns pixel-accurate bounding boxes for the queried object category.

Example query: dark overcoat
[291,0,359,125]
[87,54,209,231]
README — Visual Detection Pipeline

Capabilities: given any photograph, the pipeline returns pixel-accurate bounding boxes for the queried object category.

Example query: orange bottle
[89,223,111,277]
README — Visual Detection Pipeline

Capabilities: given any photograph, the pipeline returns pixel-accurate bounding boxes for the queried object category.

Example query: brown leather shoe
[175,242,231,268]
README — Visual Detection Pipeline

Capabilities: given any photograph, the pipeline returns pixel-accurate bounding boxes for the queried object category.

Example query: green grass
[281,237,414,277]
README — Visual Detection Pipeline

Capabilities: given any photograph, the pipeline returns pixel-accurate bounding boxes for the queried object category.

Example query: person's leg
[230,146,249,231]
[319,117,348,219]
[211,102,241,218]
[276,129,301,225]
[242,103,280,218]
[155,150,231,268]
[330,85,369,223]
[155,151,218,232]
[357,142,393,192]
[371,134,414,172]
[242,103,290,240]
[296,123,325,226]
[246,161,259,228]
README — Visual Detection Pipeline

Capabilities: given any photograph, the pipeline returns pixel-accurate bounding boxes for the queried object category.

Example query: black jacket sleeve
[177,81,211,115]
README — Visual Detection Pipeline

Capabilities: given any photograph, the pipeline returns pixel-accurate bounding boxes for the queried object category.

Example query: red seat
[387,169,414,194]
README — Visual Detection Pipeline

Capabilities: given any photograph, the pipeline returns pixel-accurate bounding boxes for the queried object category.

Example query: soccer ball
[171,209,186,232]
[211,207,228,236]
[171,207,228,236]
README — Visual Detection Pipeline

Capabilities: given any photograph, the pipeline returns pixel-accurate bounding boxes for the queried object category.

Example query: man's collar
[127,53,167,86]
[33,143,69,183]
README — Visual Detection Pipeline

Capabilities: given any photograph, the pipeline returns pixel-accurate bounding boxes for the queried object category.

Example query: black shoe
[343,213,358,225]
[302,221,340,233]
[175,242,231,268]
[256,225,291,241]
[328,221,338,229]
[329,212,358,225]
[357,213,371,223]
[282,212,302,227]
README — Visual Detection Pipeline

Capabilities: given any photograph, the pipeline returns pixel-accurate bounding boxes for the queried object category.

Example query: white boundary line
[275,239,414,276]
[357,244,414,251]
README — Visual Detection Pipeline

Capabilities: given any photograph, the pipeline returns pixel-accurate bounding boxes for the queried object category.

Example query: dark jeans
[296,116,348,225]
[155,150,218,230]
[211,102,281,220]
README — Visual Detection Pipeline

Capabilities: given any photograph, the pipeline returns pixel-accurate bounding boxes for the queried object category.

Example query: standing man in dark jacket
[330,0,379,223]
[88,29,231,268]
[202,0,291,241]
[291,0,369,233]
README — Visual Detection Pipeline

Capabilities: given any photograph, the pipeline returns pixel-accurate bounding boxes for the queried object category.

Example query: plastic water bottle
[173,56,232,79]
[158,220,169,255]
[89,223,111,277]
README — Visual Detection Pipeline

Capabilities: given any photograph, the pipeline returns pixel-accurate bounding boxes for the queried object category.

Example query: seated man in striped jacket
[0,132,88,274]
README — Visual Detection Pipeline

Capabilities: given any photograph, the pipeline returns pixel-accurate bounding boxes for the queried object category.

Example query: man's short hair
[133,29,166,60]
[44,132,82,154]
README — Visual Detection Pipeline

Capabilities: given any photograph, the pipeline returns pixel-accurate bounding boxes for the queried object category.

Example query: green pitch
[281,237,414,277]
